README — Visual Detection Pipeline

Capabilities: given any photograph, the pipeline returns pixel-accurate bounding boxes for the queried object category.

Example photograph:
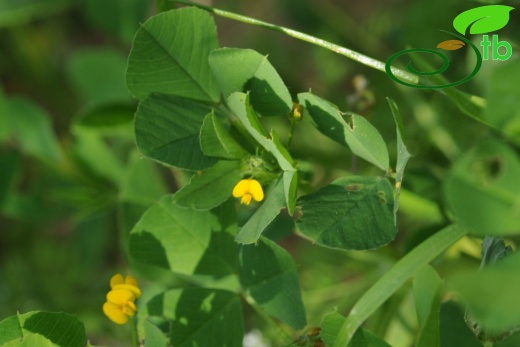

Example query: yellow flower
[232,178,264,205]
[103,274,141,325]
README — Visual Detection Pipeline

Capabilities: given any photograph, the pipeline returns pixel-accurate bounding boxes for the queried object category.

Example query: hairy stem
[173,0,419,85]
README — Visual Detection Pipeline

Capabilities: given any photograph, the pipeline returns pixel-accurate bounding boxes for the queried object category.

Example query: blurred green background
[1,0,519,346]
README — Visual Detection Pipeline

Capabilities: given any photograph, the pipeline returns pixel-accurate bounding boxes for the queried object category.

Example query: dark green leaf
[239,237,306,329]
[297,176,396,250]
[444,140,520,236]
[0,151,21,208]
[298,92,389,171]
[147,288,243,347]
[322,313,391,347]
[453,5,514,35]
[130,196,238,276]
[135,93,218,170]
[209,48,292,116]
[126,8,220,103]
[0,311,85,347]
[173,160,243,210]
[200,112,249,159]
[235,178,287,244]
[480,236,513,268]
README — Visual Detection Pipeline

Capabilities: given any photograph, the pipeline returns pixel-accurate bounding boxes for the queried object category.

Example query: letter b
[492,35,512,61]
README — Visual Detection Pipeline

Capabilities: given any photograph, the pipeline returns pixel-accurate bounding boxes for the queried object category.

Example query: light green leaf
[144,320,168,347]
[413,265,442,347]
[135,93,218,170]
[444,140,520,236]
[172,160,243,210]
[147,288,243,347]
[84,0,148,44]
[296,176,396,250]
[449,251,520,332]
[126,7,220,103]
[67,48,131,106]
[235,178,286,244]
[386,98,412,220]
[200,112,249,159]
[0,311,85,347]
[3,96,62,163]
[0,0,72,27]
[129,196,238,276]
[72,102,135,134]
[453,5,514,35]
[228,92,297,213]
[2,334,54,347]
[298,92,389,171]
[329,224,469,347]
[209,48,292,116]
[485,59,520,145]
[239,237,306,330]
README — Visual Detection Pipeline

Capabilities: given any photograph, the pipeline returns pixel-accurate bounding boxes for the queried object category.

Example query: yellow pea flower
[110,274,141,299]
[103,274,141,325]
[232,178,264,205]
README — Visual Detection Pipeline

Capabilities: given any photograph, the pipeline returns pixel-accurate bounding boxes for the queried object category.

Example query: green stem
[130,317,139,347]
[173,0,419,86]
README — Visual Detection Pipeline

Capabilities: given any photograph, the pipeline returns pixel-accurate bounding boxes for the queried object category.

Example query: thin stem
[173,0,419,85]
[287,119,296,148]
[130,317,139,347]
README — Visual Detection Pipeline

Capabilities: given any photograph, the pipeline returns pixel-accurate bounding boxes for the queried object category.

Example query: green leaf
[67,48,131,106]
[296,176,396,250]
[126,7,220,103]
[386,98,412,221]
[444,140,520,236]
[0,311,85,347]
[200,112,249,159]
[449,251,520,333]
[73,102,135,133]
[135,93,218,170]
[329,224,469,347]
[480,236,513,268]
[2,334,54,347]
[209,48,292,116]
[439,302,482,347]
[172,160,243,210]
[322,313,391,347]
[0,0,72,27]
[71,129,125,185]
[298,92,389,171]
[144,320,168,347]
[228,92,297,213]
[3,97,62,163]
[147,288,243,347]
[235,178,287,244]
[413,265,442,347]
[83,0,148,44]
[453,5,514,35]
[239,237,306,330]
[485,59,520,145]
[129,196,238,276]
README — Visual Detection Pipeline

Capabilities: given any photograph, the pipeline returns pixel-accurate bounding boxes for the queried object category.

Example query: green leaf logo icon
[453,5,514,35]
